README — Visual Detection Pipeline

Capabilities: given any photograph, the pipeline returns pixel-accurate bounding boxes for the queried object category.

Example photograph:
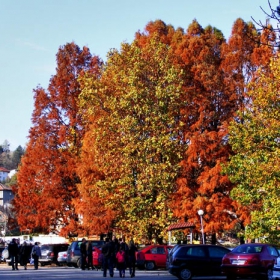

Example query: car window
[59,244,69,251]
[41,245,50,250]
[157,247,165,254]
[167,247,173,254]
[233,245,259,253]
[76,242,82,250]
[186,247,206,257]
[150,247,165,254]
[92,241,104,247]
[268,246,279,257]
[208,246,229,258]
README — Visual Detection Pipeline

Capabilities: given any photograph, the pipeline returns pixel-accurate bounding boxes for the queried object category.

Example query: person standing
[128,239,137,278]
[112,235,119,269]
[119,237,129,269]
[116,246,126,278]
[101,237,114,277]
[8,238,19,270]
[80,238,87,270]
[31,242,41,270]
[19,241,30,270]
[86,240,93,270]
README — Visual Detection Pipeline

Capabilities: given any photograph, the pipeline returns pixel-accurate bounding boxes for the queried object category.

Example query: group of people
[79,236,138,278]
[101,236,137,278]
[7,238,42,270]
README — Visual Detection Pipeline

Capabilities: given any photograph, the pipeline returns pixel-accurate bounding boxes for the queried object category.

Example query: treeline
[12,18,278,243]
[0,140,25,171]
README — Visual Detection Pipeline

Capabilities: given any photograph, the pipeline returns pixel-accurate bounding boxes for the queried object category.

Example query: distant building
[0,183,13,207]
[0,167,10,182]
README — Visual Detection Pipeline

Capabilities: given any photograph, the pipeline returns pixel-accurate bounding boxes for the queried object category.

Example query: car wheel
[145,261,155,270]
[77,258,81,268]
[179,268,192,280]
[260,268,273,280]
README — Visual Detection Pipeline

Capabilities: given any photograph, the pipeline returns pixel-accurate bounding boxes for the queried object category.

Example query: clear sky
[0,0,277,151]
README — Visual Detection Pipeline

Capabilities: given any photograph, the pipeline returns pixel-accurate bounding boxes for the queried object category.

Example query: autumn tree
[225,54,280,242]
[164,20,231,241]
[167,18,273,242]
[14,42,101,236]
[78,34,185,241]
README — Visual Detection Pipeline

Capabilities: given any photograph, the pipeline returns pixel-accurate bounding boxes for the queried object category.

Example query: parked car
[273,249,280,280]
[67,239,104,268]
[57,250,68,266]
[168,244,231,280]
[221,243,279,280]
[136,244,173,270]
[0,246,6,263]
[39,243,69,266]
[2,247,9,262]
[166,244,183,269]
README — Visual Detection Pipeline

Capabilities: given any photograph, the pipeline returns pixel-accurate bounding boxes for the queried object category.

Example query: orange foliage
[13,43,102,236]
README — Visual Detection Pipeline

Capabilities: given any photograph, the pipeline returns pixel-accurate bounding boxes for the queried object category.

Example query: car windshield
[41,245,51,250]
[232,245,263,254]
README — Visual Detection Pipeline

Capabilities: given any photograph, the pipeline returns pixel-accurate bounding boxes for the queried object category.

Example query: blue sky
[0,0,277,151]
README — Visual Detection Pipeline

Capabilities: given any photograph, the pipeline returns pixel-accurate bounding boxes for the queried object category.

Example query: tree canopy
[225,54,280,242]
[11,17,279,243]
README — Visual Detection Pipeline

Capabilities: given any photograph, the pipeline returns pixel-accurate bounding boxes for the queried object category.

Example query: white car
[57,251,68,266]
[273,251,280,280]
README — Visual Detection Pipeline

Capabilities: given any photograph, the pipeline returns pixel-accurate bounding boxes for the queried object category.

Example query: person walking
[86,240,93,270]
[31,242,41,270]
[19,241,30,270]
[8,238,19,270]
[116,246,126,278]
[112,235,119,269]
[119,237,129,270]
[101,237,114,277]
[80,238,87,270]
[128,239,137,278]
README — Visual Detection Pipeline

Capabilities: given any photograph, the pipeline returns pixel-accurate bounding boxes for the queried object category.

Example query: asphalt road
[0,263,230,280]
[0,263,256,280]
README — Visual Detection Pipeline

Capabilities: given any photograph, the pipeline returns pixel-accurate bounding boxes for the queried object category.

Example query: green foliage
[79,37,185,241]
[0,142,24,170]
[225,55,280,242]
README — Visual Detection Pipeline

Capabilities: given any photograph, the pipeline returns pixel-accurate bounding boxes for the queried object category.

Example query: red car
[136,244,173,270]
[221,243,279,280]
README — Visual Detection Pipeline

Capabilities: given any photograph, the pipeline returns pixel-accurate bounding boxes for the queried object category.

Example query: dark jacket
[80,241,87,255]
[8,240,19,256]
[31,245,41,258]
[102,241,113,258]
[128,243,137,259]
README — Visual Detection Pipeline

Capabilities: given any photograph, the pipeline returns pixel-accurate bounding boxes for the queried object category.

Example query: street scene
[1,1,280,280]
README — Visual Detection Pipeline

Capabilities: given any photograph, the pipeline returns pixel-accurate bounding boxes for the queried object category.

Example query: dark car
[136,244,173,270]
[39,243,69,266]
[221,243,279,280]
[168,244,231,280]
[67,240,104,268]
[166,244,183,269]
